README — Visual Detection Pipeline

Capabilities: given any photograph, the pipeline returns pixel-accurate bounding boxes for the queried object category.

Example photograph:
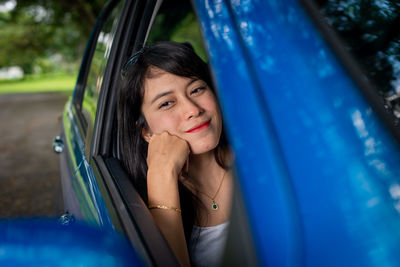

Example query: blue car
[55,0,400,266]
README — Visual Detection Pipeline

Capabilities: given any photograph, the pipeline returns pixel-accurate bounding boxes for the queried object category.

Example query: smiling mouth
[186,120,211,133]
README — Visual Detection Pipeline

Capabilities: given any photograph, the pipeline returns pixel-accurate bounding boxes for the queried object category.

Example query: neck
[188,149,225,191]
[189,150,215,173]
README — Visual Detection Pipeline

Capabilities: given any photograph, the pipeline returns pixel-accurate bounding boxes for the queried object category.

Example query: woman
[118,41,233,267]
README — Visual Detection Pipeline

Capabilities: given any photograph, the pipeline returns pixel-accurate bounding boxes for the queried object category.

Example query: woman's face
[141,67,222,154]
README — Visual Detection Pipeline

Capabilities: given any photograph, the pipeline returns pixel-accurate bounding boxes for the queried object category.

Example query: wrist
[147,168,180,202]
[147,166,179,180]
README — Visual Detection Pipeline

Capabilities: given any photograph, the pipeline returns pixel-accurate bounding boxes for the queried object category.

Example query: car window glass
[81,1,124,131]
[146,1,206,60]
[313,1,400,112]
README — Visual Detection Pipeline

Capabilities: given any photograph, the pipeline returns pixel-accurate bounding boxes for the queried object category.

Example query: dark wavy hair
[117,41,229,246]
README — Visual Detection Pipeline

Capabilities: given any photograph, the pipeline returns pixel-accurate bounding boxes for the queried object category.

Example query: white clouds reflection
[351,110,369,138]
[389,183,400,212]
[205,0,235,50]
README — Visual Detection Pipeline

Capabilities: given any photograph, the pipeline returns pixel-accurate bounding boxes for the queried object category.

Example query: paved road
[0,93,68,218]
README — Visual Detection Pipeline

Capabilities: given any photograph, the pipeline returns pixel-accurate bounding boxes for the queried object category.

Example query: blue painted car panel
[195,0,400,266]
[194,1,303,265]
[62,102,114,229]
[0,219,140,266]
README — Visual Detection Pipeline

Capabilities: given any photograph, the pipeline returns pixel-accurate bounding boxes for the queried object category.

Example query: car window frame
[70,0,122,137]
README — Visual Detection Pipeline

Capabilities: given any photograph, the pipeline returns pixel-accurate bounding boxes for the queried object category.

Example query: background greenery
[0,73,75,94]
[0,0,105,93]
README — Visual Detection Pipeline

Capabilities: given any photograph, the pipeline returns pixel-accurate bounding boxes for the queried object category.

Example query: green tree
[0,0,105,74]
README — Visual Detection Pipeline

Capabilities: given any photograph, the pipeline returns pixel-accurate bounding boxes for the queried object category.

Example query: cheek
[205,97,222,127]
[200,93,220,113]
[145,113,180,134]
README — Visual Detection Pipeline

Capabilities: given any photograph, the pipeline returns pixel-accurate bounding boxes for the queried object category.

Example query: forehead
[143,68,195,97]
[145,66,167,79]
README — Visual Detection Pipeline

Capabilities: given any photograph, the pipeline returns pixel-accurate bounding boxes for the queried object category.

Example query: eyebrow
[151,91,173,105]
[186,78,199,87]
[150,78,200,105]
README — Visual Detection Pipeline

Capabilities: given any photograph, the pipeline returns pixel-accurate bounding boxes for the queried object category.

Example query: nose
[182,98,203,119]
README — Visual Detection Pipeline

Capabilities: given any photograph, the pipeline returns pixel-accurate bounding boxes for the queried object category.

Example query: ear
[141,127,152,143]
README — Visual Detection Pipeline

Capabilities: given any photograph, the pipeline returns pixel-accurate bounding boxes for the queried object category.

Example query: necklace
[197,171,227,211]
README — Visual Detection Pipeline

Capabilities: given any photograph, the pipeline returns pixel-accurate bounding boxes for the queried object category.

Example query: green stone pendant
[212,202,219,210]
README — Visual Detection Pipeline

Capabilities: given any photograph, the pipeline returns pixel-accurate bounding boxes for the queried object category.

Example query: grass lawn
[0,73,76,94]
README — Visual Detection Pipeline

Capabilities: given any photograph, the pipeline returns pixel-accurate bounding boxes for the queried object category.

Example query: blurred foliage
[315,0,400,93]
[146,0,207,61]
[148,12,207,61]
[0,0,106,74]
[170,13,207,61]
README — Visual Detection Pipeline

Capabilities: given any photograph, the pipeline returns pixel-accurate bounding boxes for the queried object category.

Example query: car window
[80,1,124,132]
[313,1,400,117]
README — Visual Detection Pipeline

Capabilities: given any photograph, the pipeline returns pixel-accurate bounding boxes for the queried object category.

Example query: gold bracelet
[148,205,182,213]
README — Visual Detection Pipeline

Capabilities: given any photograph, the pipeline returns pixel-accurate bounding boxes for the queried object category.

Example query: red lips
[186,120,211,133]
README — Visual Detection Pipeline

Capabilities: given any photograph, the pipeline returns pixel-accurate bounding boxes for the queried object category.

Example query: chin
[189,139,219,155]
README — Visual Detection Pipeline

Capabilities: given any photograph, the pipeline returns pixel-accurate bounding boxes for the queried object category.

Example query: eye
[190,86,206,95]
[158,100,174,109]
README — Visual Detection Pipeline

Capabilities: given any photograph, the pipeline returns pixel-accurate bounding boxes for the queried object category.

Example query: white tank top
[189,221,230,267]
